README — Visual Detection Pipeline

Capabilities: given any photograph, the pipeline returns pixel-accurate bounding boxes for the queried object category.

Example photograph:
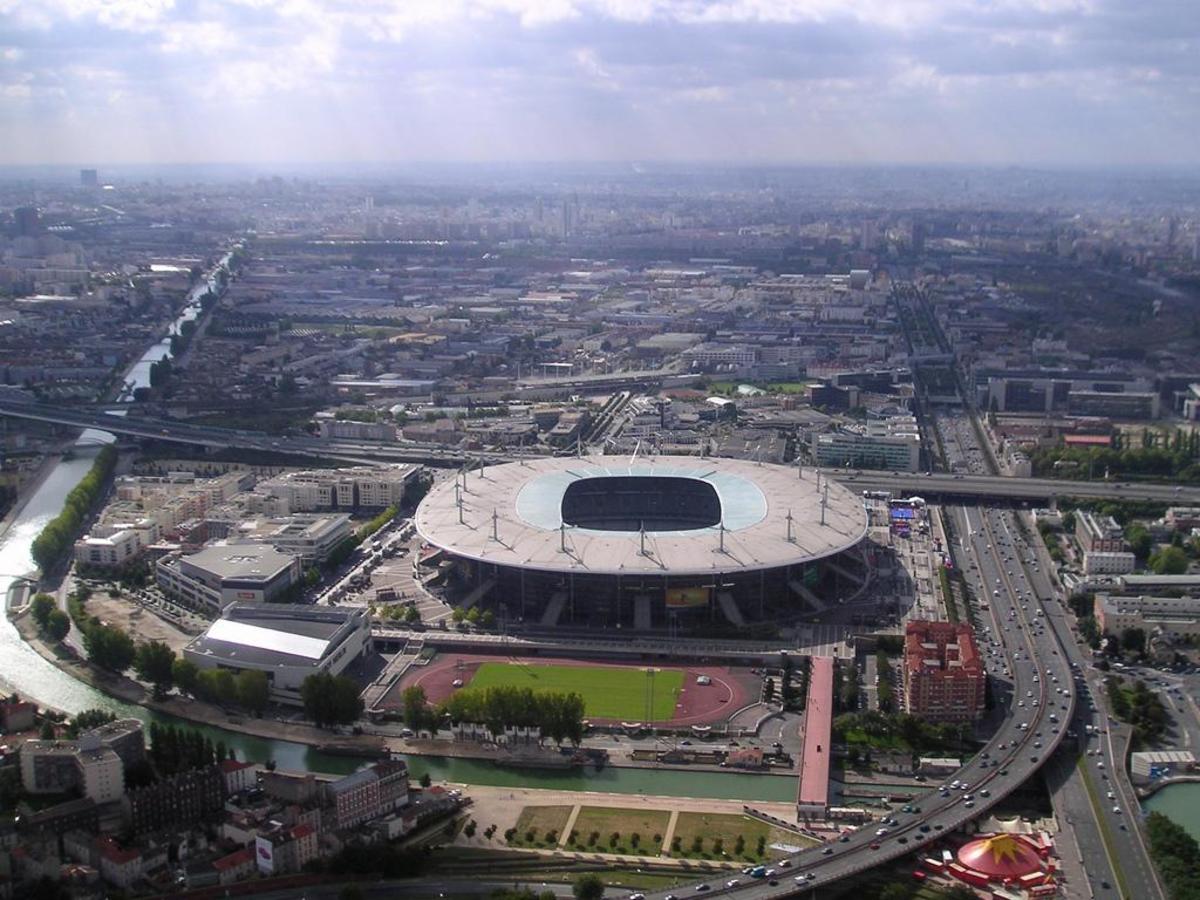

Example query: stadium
[414,455,871,632]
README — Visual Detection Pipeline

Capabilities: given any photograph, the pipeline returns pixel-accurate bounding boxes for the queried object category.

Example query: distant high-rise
[13,206,39,237]
[80,168,98,188]
[910,220,926,255]
[860,219,878,250]
[560,200,574,238]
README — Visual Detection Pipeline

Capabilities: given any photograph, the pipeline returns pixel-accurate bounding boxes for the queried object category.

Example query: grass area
[1077,755,1133,900]
[569,806,672,856]
[506,806,574,849]
[669,812,810,863]
[468,662,684,721]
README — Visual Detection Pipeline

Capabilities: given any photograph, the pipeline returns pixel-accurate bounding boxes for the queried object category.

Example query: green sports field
[467,662,684,721]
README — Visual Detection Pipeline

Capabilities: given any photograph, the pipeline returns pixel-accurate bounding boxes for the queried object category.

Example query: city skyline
[1,0,1197,167]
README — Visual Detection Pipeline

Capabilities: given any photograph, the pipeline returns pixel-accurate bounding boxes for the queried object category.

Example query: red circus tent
[955,833,1046,881]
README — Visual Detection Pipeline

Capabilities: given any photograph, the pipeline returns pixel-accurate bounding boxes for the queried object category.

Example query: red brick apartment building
[903,620,985,723]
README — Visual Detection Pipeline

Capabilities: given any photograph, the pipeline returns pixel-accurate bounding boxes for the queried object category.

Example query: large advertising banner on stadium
[665,587,710,608]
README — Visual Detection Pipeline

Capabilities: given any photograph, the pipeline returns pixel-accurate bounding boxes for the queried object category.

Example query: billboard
[255,837,274,875]
[666,587,710,608]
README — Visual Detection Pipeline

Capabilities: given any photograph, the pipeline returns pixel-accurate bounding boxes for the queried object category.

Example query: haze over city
[1,0,1198,167]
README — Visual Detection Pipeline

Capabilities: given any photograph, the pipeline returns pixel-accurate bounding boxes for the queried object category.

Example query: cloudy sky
[0,0,1196,167]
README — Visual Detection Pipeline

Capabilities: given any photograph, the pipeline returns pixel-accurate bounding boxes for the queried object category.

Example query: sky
[0,0,1197,167]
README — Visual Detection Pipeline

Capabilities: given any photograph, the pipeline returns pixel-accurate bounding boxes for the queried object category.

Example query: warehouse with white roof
[183,604,371,704]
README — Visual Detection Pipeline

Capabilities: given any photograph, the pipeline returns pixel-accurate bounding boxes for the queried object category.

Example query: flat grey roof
[415,455,867,576]
[181,543,298,580]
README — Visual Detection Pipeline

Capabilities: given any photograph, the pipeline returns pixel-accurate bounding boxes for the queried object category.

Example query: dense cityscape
[2,2,1200,900]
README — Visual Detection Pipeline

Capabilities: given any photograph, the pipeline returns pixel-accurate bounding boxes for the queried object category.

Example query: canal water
[1143,783,1200,841]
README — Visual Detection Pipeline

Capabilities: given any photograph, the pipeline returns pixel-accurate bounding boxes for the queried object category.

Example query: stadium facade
[414,456,870,631]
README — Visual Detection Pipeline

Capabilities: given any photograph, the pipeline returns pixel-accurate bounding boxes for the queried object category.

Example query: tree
[572,874,605,900]
[402,685,430,732]
[45,609,70,642]
[1125,524,1153,559]
[236,670,270,713]
[30,593,56,630]
[172,658,199,695]
[1121,627,1147,657]
[300,672,363,728]
[134,641,176,697]
[1150,545,1189,574]
[877,884,914,900]
[196,668,239,706]
[419,772,431,788]
[84,624,135,673]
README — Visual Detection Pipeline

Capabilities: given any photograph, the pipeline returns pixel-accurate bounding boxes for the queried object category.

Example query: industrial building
[183,604,372,705]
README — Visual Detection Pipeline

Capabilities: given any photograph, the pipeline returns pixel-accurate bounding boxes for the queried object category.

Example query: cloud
[0,0,1196,165]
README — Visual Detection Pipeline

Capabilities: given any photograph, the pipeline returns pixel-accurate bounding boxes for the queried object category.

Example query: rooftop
[415,455,867,576]
[185,603,367,669]
[181,543,298,581]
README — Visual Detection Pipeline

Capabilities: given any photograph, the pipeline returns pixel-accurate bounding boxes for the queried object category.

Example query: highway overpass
[4,400,1196,504]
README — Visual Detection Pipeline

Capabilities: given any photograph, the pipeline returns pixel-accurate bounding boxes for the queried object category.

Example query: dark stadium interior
[560,476,722,532]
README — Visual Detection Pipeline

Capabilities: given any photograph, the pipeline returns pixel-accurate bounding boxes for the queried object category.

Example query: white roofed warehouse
[414,455,870,632]
[183,604,371,705]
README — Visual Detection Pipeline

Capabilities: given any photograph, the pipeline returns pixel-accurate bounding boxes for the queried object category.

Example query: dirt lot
[87,592,195,653]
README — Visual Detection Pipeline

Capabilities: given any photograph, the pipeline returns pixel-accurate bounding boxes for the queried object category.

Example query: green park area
[506,806,575,849]
[468,662,683,721]
[569,806,672,856]
[669,812,814,863]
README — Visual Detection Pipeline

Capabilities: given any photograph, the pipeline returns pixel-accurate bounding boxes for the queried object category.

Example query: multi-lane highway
[636,503,1076,900]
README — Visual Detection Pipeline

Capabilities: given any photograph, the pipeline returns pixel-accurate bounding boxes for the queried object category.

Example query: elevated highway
[640,505,1078,898]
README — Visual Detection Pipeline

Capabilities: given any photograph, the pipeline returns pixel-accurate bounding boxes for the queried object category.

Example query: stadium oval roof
[415,455,867,577]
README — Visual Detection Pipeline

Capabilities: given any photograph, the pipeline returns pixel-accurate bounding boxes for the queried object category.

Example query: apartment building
[903,620,985,723]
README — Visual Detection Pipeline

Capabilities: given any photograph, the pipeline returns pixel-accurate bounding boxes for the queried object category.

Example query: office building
[80,169,99,188]
[811,423,921,472]
[903,620,985,723]
[156,543,302,613]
